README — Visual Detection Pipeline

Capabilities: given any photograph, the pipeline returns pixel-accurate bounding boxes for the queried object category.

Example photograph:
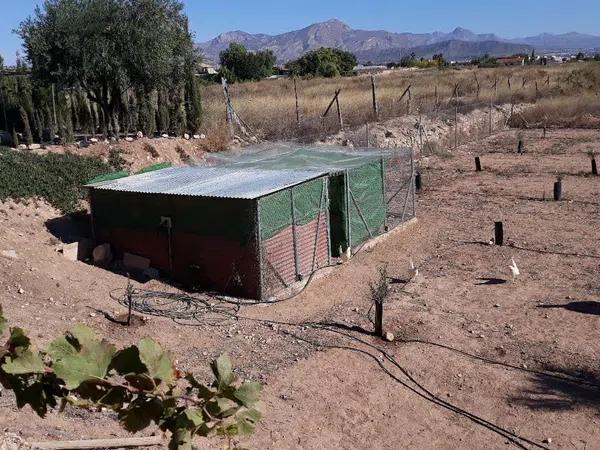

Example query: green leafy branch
[0,304,262,449]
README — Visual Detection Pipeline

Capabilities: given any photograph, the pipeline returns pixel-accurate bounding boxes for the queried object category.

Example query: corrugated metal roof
[85,166,327,200]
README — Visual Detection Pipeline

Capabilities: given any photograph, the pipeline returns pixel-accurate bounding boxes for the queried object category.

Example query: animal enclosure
[86,144,415,299]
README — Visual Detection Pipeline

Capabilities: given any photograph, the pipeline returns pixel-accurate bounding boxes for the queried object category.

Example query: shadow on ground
[475,277,508,286]
[45,211,92,243]
[510,365,600,412]
[538,301,600,316]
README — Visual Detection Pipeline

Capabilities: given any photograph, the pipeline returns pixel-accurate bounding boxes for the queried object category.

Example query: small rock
[494,304,500,308]
[125,137,134,142]
[89,313,96,318]
[161,133,169,138]
[17,287,24,295]
[183,133,190,140]
[1,250,17,260]
[543,437,552,444]
[136,131,144,139]
[384,332,395,342]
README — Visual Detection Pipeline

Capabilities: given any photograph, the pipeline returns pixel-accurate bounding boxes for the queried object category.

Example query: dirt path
[0,129,599,449]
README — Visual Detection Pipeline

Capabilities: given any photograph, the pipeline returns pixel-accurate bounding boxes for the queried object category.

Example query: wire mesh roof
[204,142,410,172]
[86,166,327,199]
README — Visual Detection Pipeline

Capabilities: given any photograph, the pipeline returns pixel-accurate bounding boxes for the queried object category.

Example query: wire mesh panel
[347,161,387,248]
[385,150,416,228]
[259,177,330,298]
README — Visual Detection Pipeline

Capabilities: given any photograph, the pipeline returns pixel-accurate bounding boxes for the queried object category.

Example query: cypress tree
[185,73,202,133]
[12,128,19,148]
[19,106,33,146]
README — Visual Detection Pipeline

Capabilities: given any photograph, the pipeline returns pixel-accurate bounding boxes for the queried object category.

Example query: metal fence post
[255,200,264,299]
[290,188,301,279]
[380,157,387,230]
[345,169,351,251]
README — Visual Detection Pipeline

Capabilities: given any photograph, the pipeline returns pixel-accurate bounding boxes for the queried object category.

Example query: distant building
[353,64,388,74]
[268,66,291,79]
[496,56,526,66]
[197,62,217,76]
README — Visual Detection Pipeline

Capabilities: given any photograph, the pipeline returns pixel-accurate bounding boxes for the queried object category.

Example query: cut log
[32,436,163,450]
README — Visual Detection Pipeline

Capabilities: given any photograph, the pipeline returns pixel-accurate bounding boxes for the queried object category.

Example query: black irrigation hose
[398,338,600,390]
[283,326,545,450]
[113,286,566,449]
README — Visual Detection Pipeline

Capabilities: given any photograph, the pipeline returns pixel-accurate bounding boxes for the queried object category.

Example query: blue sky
[2,0,599,65]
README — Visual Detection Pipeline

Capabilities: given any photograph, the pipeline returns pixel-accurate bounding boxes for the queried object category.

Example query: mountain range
[197,19,600,64]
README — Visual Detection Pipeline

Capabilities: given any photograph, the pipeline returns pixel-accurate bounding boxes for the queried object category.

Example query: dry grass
[201,63,600,142]
[510,95,600,128]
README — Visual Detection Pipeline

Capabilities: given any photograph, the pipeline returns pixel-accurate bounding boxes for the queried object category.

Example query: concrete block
[61,242,79,261]
[123,252,151,271]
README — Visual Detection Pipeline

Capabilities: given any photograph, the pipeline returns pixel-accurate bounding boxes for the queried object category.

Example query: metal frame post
[411,150,416,218]
[290,188,301,279]
[255,199,264,299]
[345,169,351,251]
[324,177,332,266]
[380,157,387,230]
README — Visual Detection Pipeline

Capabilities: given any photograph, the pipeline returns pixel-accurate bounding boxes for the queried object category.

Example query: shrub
[0,146,113,213]
[286,48,357,78]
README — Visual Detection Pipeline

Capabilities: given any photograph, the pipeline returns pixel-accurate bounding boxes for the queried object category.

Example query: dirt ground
[0,128,599,449]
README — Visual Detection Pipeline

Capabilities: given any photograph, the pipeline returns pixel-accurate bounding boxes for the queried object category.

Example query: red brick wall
[261,215,329,296]
[95,227,261,299]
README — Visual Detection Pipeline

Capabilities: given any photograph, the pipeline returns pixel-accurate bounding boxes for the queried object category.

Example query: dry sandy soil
[0,128,599,449]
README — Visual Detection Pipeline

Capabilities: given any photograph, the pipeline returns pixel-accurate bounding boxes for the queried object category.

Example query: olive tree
[18,0,199,137]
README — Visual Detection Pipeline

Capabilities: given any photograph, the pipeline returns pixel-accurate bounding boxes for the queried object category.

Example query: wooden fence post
[489,97,493,135]
[374,300,383,338]
[335,93,343,130]
[554,179,562,201]
[494,222,504,246]
[398,85,412,116]
[371,75,379,120]
[293,77,300,125]
[475,156,482,172]
[322,89,343,130]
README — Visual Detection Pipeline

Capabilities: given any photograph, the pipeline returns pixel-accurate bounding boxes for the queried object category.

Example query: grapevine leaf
[207,397,238,418]
[69,324,96,348]
[211,353,233,389]
[110,346,145,375]
[184,408,204,427]
[118,396,163,432]
[124,373,156,392]
[2,349,45,374]
[11,377,56,417]
[236,408,262,436]
[169,428,193,450]
[48,336,78,361]
[233,382,261,408]
[8,328,30,351]
[53,327,116,389]
[0,304,6,334]
[184,373,215,401]
[138,338,175,384]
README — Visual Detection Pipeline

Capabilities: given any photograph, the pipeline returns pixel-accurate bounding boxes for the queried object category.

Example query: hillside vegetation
[202,63,600,141]
[0,147,112,213]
